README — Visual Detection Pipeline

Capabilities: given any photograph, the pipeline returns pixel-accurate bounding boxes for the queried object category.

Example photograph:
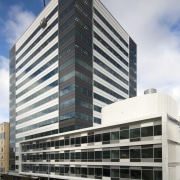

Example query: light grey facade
[19,92,180,180]
[9,0,137,171]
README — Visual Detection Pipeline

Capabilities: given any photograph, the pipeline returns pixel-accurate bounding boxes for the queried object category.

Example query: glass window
[81,167,87,176]
[154,125,162,136]
[88,168,94,175]
[95,134,101,142]
[47,142,50,148]
[154,170,162,180]
[131,169,141,179]
[64,166,69,173]
[120,169,129,178]
[120,149,129,159]
[55,153,59,160]
[65,138,69,146]
[71,138,74,145]
[103,168,110,177]
[130,128,140,139]
[70,167,74,174]
[103,133,110,141]
[130,149,140,158]
[51,153,54,160]
[111,150,119,159]
[60,153,64,160]
[81,136,87,144]
[70,152,74,160]
[88,151,94,160]
[142,170,153,180]
[111,169,119,178]
[55,166,59,174]
[75,167,80,174]
[95,168,102,177]
[82,152,87,160]
[111,131,119,140]
[65,152,69,159]
[55,140,59,147]
[88,135,94,143]
[103,150,110,159]
[120,129,129,139]
[142,148,153,158]
[50,166,55,173]
[75,137,80,145]
[60,140,64,146]
[95,151,102,160]
[75,152,80,159]
[154,148,162,158]
[141,126,153,137]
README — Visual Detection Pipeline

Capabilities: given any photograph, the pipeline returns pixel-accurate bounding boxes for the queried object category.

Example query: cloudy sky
[0,0,180,123]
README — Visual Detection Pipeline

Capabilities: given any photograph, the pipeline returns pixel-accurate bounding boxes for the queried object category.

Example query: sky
[0,0,180,123]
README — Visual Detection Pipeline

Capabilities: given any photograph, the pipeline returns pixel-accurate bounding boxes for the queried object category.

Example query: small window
[95,134,101,142]
[130,149,140,158]
[82,152,87,160]
[120,149,129,159]
[130,128,140,139]
[88,151,94,160]
[95,168,102,177]
[154,125,162,136]
[120,169,129,178]
[103,133,110,141]
[65,152,69,159]
[81,167,87,176]
[154,171,162,180]
[95,151,102,160]
[131,169,141,179]
[88,168,94,175]
[111,169,119,178]
[75,137,80,145]
[142,148,153,158]
[154,148,162,158]
[60,153,64,160]
[71,138,74,145]
[120,129,129,139]
[141,126,153,137]
[81,136,87,144]
[111,131,119,140]
[60,140,64,146]
[70,152,74,160]
[75,152,80,159]
[88,135,94,143]
[65,138,69,146]
[111,150,119,159]
[75,167,80,174]
[103,150,110,159]
[103,167,110,177]
[142,170,153,180]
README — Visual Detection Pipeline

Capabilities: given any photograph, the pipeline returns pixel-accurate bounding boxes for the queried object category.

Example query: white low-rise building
[19,90,180,180]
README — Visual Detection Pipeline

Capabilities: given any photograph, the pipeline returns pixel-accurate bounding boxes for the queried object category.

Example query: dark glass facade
[9,45,16,171]
[58,0,93,132]
[129,37,137,97]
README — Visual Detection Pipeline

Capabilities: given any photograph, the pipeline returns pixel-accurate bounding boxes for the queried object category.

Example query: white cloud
[0,56,9,123]
[0,5,36,123]
[4,5,36,46]
[101,0,180,112]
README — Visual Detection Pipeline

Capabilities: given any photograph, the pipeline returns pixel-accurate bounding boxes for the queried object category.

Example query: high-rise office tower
[9,0,136,171]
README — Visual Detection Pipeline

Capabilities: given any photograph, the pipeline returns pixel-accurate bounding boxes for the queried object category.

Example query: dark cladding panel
[129,37,137,97]
[58,0,93,132]
[9,45,16,171]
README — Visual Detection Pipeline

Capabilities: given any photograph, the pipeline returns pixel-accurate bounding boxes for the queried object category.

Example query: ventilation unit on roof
[144,88,157,95]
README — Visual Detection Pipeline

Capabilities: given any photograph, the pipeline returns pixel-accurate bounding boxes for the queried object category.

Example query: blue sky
[0,0,180,123]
